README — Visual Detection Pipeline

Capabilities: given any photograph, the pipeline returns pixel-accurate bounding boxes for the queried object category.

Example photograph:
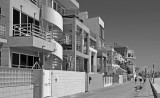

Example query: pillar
[93,52,97,72]
[104,57,107,72]
[100,57,104,73]
[88,51,92,72]
[1,47,11,67]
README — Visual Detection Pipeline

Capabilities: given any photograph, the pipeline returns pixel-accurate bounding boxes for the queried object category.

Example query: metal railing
[0,67,33,87]
[59,39,72,45]
[13,23,52,42]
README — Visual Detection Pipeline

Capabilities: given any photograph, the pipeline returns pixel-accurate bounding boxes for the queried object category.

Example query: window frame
[12,52,39,69]
[0,7,1,15]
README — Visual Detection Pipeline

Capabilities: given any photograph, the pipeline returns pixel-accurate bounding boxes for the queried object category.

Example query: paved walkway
[61,79,154,98]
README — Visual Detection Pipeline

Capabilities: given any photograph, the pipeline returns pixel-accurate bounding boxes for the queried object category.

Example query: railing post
[27,23,28,35]
[30,23,32,36]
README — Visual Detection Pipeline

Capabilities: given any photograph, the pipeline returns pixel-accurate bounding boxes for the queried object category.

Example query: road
[62,81,140,98]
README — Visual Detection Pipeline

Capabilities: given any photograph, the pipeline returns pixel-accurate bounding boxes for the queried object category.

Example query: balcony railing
[13,23,52,42]
[59,39,72,45]
[0,15,5,38]
[63,8,80,16]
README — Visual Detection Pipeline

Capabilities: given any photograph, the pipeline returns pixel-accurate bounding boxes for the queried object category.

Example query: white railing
[13,23,52,42]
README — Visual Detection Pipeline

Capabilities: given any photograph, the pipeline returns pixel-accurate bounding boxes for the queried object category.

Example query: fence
[0,67,33,87]
[0,67,35,98]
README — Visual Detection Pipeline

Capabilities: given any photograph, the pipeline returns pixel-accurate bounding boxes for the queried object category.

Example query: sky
[77,0,160,70]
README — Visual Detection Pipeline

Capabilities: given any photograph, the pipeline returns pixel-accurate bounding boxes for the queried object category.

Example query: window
[13,9,20,24]
[62,8,65,15]
[21,13,27,24]
[34,57,40,68]
[53,1,57,10]
[12,53,19,67]
[0,7,1,14]
[28,56,33,68]
[35,20,39,26]
[57,4,61,14]
[12,53,40,69]
[13,8,39,26]
[100,25,104,39]
[34,57,39,64]
[20,54,27,68]
[28,16,33,24]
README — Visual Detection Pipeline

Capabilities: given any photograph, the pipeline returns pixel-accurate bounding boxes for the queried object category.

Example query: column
[82,58,84,72]
[93,52,97,72]
[104,57,107,72]
[81,30,84,53]
[100,57,104,73]
[88,51,91,72]
[1,47,11,67]
[74,26,76,71]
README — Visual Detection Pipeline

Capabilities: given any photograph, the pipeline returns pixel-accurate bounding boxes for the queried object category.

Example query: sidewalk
[60,81,133,98]
[60,79,154,98]
[135,79,154,98]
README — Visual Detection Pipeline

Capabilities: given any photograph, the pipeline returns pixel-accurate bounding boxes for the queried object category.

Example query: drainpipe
[153,64,154,84]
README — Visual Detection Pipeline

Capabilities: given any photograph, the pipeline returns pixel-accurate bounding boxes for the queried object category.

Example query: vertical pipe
[153,64,154,83]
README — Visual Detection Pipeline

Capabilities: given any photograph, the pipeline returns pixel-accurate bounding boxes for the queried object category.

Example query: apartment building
[83,16,107,73]
[113,44,136,75]
[43,0,90,72]
[0,0,63,70]
[77,12,112,91]
[0,0,114,97]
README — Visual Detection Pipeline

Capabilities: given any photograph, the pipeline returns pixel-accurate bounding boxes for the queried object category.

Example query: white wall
[42,5,63,31]
[43,70,85,98]
[104,76,112,87]
[119,75,123,84]
[0,85,33,98]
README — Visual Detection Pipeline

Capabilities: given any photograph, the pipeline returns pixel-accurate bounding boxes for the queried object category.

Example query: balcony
[58,0,79,9]
[0,15,7,43]
[59,39,72,50]
[42,5,63,31]
[63,8,80,16]
[9,23,56,52]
